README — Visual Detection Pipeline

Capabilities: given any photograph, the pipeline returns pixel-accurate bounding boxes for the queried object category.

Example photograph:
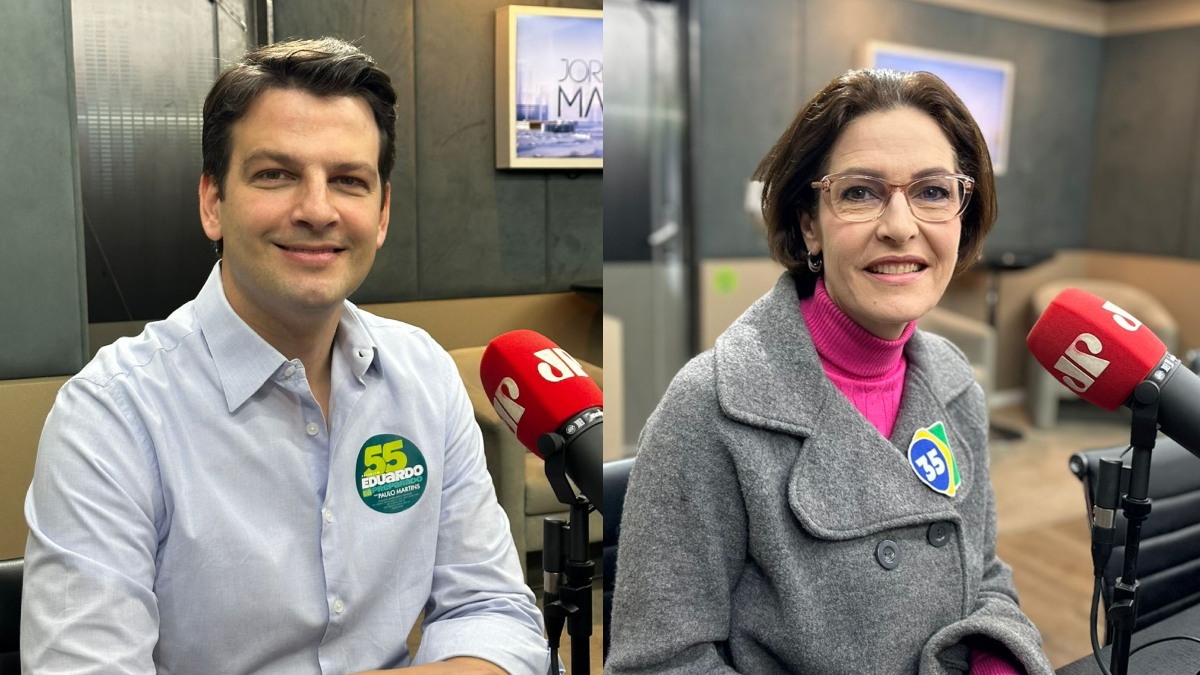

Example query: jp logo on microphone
[1041,295,1144,399]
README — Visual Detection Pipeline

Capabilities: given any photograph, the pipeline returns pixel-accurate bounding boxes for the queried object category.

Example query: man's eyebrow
[240,150,376,177]
[331,160,377,176]
[241,150,298,173]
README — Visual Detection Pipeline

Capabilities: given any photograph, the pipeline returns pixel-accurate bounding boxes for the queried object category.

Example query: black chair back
[602,457,635,662]
[1070,439,1200,639]
[0,557,22,674]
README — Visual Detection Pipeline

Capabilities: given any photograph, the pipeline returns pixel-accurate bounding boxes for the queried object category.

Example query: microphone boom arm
[540,431,581,506]
[537,418,599,675]
[1106,380,1160,675]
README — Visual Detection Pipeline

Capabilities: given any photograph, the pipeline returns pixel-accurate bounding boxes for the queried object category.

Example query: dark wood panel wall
[275,0,603,303]
[1088,26,1200,258]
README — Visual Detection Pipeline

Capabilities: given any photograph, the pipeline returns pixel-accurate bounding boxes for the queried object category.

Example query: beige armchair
[918,306,997,403]
[448,347,603,571]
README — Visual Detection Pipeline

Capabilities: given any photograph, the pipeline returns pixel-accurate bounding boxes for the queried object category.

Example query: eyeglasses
[810,173,974,223]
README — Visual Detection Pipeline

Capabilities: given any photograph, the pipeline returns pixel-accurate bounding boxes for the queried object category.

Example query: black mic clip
[539,432,577,506]
[538,407,603,507]
[1129,379,1162,450]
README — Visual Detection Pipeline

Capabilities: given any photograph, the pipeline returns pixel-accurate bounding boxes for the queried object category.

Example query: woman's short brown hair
[752,69,996,297]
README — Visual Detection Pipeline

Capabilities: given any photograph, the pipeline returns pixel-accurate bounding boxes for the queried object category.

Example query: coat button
[927,521,952,547]
[875,539,899,570]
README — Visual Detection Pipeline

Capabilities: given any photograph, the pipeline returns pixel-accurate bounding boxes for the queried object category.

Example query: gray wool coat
[607,275,1053,675]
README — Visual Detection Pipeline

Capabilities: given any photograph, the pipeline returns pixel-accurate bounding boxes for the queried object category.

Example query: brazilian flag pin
[907,422,961,497]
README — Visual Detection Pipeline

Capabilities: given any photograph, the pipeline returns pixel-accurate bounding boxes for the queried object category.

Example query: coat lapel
[714,274,978,541]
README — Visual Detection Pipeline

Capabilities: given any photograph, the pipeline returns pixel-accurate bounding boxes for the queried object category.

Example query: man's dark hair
[202,37,398,198]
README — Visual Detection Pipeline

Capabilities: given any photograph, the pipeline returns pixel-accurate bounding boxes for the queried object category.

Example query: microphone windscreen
[480,330,602,457]
[1026,287,1166,411]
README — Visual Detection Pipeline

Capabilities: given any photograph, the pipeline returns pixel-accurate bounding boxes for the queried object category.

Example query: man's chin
[268,280,351,315]
[288,291,349,314]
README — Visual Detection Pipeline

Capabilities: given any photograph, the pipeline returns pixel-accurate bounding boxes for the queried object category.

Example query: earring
[806,251,823,274]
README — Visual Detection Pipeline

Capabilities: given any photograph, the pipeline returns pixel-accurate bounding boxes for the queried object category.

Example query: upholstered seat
[918,306,997,403]
[1027,279,1178,428]
[602,457,635,662]
[0,557,21,674]
[1069,440,1200,640]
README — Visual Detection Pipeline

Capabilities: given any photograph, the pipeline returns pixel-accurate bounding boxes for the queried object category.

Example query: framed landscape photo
[861,41,1014,175]
[495,5,603,169]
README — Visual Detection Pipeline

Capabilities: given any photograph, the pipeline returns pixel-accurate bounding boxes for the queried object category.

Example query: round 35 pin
[907,421,961,497]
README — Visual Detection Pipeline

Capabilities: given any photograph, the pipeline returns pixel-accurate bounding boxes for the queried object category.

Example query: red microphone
[480,330,602,505]
[1027,287,1200,459]
[1027,288,1166,411]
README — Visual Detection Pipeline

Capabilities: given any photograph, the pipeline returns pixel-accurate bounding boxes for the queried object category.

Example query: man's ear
[199,173,222,242]
[376,182,390,249]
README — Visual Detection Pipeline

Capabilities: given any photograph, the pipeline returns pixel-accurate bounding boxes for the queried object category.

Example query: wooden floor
[990,400,1132,669]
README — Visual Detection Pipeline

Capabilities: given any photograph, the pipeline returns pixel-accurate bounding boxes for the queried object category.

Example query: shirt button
[306,422,319,436]
[284,365,296,377]
[324,509,333,523]
[333,598,344,614]
[876,539,899,570]
[357,349,367,358]
[927,521,953,547]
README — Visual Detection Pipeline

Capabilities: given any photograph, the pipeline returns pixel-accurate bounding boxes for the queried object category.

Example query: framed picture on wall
[495,5,603,169]
[861,41,1014,175]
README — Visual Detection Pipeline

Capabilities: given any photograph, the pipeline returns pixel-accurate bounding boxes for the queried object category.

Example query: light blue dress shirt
[22,264,550,674]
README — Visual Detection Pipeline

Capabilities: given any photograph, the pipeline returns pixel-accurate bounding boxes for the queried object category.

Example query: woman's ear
[799,210,820,256]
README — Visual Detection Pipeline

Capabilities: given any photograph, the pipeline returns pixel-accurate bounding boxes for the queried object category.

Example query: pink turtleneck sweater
[799,277,914,439]
[799,278,1026,675]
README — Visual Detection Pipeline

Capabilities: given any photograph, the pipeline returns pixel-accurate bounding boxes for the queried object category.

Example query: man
[22,38,550,674]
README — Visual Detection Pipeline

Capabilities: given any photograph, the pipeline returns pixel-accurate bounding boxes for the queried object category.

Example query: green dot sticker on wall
[355,433,428,514]
[713,267,739,295]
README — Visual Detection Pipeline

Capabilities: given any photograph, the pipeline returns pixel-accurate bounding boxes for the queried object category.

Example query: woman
[607,69,1053,675]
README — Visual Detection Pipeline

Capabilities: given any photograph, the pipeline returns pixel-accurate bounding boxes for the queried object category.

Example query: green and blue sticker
[907,422,960,497]
[356,433,427,514]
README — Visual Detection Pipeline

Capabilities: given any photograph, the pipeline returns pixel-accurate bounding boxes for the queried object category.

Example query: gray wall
[0,0,88,378]
[276,0,603,303]
[695,0,1103,261]
[1088,25,1200,257]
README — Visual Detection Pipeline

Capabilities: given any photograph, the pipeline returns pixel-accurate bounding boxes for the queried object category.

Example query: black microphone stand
[1106,379,1160,675]
[538,430,594,675]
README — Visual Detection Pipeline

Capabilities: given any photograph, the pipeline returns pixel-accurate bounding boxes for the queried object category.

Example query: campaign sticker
[356,434,427,514]
[907,422,961,497]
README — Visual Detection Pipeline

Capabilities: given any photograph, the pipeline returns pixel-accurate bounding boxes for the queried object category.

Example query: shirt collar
[194,262,381,412]
[334,298,381,384]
